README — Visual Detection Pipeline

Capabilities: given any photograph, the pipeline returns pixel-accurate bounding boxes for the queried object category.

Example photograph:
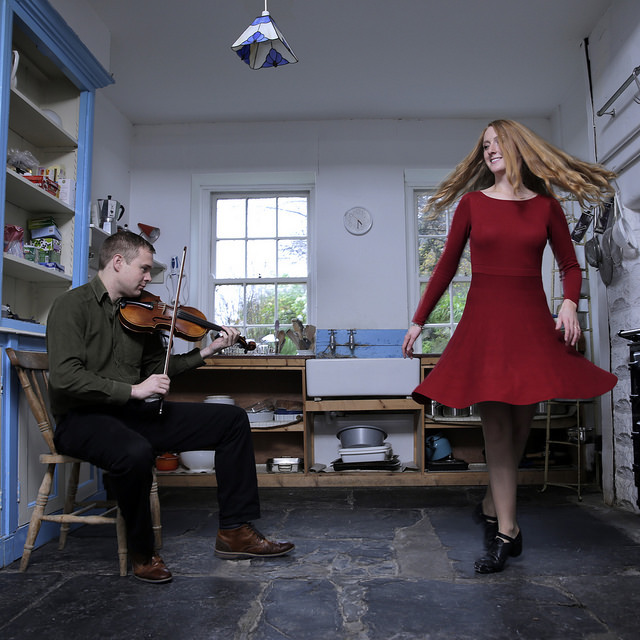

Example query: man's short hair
[98,230,155,270]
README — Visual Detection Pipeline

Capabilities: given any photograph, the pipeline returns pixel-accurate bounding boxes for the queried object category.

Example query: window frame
[190,172,316,336]
[405,168,466,354]
[211,191,310,337]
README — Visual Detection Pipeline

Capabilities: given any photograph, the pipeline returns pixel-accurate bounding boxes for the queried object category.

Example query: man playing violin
[46,230,294,584]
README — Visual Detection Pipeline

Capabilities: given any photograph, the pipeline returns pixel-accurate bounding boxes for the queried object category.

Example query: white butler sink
[306,358,420,397]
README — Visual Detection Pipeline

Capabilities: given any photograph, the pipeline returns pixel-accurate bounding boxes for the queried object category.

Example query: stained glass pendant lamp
[231,1,298,69]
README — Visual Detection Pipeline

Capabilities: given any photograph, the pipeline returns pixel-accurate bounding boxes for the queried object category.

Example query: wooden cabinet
[0,0,112,569]
[1,2,112,334]
[419,358,584,486]
[160,356,426,487]
[162,356,309,487]
[157,355,584,488]
[3,26,78,326]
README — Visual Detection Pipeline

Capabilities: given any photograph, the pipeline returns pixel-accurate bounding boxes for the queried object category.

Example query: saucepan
[585,233,602,268]
[612,193,639,259]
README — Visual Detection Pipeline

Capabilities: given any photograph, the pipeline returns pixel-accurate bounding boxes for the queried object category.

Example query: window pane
[212,192,309,336]
[452,282,470,322]
[215,284,243,325]
[247,198,276,237]
[456,246,472,278]
[246,283,275,325]
[278,283,307,324]
[245,326,271,343]
[247,239,276,278]
[421,326,451,354]
[278,239,307,277]
[278,197,307,236]
[427,292,451,324]
[216,240,245,278]
[216,199,246,238]
[417,196,446,235]
[418,237,445,277]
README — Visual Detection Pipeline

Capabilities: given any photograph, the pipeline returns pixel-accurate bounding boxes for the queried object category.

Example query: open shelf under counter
[157,466,575,488]
[425,410,578,430]
[250,417,304,432]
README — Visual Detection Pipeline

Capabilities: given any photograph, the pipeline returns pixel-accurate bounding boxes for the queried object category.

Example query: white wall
[129,117,550,329]
[49,0,110,71]
[48,0,132,225]
[90,94,133,217]
[53,0,640,509]
[587,0,640,511]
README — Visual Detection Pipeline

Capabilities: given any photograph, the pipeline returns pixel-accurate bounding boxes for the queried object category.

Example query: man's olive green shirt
[46,276,204,419]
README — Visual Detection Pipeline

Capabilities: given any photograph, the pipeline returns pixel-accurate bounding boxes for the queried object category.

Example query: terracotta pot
[155,452,179,471]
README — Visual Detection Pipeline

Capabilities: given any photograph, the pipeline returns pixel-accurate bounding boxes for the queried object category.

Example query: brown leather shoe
[132,554,173,583]
[215,523,294,559]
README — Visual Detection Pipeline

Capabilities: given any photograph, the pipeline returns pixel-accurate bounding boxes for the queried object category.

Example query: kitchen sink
[305,357,420,397]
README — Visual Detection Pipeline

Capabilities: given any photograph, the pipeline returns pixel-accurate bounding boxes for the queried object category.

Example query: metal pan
[585,234,602,268]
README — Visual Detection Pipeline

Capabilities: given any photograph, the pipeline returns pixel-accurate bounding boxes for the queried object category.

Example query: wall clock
[344,207,373,235]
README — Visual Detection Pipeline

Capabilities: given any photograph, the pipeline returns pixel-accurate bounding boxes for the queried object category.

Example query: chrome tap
[348,329,357,355]
[328,329,337,356]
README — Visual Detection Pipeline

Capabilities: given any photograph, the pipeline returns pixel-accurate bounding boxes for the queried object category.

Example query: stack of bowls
[336,425,391,463]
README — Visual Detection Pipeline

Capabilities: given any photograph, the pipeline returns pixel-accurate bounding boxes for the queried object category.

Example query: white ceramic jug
[11,50,19,89]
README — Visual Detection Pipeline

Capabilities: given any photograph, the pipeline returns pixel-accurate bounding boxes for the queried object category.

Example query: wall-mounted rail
[597,64,640,117]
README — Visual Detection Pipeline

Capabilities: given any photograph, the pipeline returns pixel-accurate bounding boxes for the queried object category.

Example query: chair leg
[116,508,128,577]
[20,464,55,572]
[59,461,81,550]
[150,471,162,550]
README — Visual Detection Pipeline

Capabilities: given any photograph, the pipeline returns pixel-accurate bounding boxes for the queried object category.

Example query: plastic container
[247,410,274,423]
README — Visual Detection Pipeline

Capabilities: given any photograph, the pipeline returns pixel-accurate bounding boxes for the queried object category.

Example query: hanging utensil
[585,234,602,268]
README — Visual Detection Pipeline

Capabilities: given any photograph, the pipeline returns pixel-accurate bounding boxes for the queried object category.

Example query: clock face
[344,207,373,235]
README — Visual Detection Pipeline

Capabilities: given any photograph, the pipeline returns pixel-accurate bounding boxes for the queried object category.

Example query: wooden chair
[7,348,162,576]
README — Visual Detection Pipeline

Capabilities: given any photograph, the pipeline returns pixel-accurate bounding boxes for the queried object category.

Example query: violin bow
[158,245,187,415]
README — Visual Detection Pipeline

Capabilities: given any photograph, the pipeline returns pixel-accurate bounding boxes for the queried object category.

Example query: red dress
[411,191,617,408]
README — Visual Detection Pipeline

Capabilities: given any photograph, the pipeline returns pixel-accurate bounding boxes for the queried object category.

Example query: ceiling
[85,0,613,126]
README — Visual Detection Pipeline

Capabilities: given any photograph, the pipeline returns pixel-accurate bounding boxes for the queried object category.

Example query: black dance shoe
[474,531,523,574]
[472,503,499,549]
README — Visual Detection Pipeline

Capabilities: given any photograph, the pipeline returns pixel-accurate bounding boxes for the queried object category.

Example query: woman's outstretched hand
[402,324,423,358]
[555,299,581,346]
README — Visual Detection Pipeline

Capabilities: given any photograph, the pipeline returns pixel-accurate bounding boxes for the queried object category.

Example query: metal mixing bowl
[336,425,387,448]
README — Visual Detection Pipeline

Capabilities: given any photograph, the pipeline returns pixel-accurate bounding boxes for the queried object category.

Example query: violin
[119,290,256,353]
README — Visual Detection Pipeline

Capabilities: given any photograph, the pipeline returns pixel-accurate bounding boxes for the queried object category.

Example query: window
[414,190,470,354]
[211,193,309,344]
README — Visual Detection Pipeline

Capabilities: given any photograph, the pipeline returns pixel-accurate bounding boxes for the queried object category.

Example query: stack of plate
[338,443,393,463]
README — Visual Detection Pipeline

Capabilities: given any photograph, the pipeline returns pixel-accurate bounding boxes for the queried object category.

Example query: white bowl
[180,450,215,472]
[205,395,235,405]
